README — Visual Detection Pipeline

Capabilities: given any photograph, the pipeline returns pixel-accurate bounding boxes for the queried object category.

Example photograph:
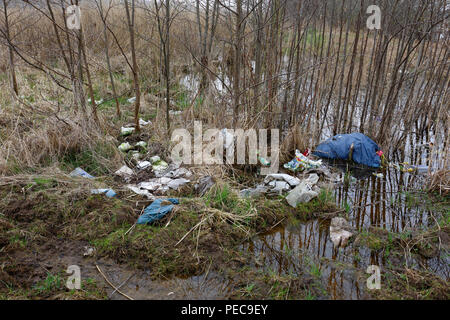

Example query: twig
[96,265,134,300]
[109,273,135,299]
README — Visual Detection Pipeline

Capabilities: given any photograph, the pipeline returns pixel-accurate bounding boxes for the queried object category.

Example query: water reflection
[243,167,449,299]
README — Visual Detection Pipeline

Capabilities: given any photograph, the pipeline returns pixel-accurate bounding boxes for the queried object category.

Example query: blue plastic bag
[137,198,179,225]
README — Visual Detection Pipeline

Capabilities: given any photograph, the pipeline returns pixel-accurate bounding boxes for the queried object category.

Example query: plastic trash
[284,150,322,172]
[135,141,147,148]
[118,142,133,152]
[88,98,103,105]
[70,167,94,179]
[167,178,190,190]
[239,184,268,198]
[373,173,384,178]
[150,155,161,163]
[164,167,192,179]
[139,118,151,126]
[126,185,154,199]
[91,188,116,198]
[120,127,135,136]
[127,97,136,103]
[137,161,151,170]
[266,180,291,194]
[137,198,179,225]
[313,133,381,168]
[329,217,353,248]
[263,174,301,187]
[152,160,169,172]
[258,156,271,166]
[194,176,215,196]
[285,174,320,207]
[115,165,134,179]
[168,110,182,115]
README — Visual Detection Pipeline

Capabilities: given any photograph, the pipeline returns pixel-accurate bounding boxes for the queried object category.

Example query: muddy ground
[0,165,448,300]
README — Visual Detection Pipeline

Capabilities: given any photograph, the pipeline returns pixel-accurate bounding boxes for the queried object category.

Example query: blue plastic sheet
[137,198,179,225]
[313,133,381,168]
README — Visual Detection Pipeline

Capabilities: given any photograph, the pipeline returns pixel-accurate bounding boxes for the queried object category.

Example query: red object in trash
[302,149,310,157]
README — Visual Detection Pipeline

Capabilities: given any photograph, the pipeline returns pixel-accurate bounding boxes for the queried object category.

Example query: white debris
[139,118,151,126]
[135,141,147,148]
[152,160,169,172]
[285,174,320,207]
[264,174,301,187]
[83,246,96,257]
[329,217,353,248]
[167,178,190,190]
[149,156,161,164]
[120,126,135,136]
[115,165,134,178]
[164,167,192,179]
[169,110,182,115]
[126,185,154,199]
[137,161,151,170]
[118,142,133,152]
[127,97,136,103]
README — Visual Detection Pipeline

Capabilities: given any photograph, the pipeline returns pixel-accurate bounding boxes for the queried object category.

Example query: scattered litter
[240,185,268,198]
[150,156,161,163]
[137,198,179,225]
[168,110,182,115]
[127,97,136,103]
[152,160,169,172]
[70,167,94,179]
[126,185,154,199]
[135,141,147,148]
[329,217,353,248]
[130,151,141,161]
[258,156,271,166]
[115,165,134,179]
[91,188,117,198]
[264,174,300,187]
[167,178,190,190]
[118,142,133,152]
[83,246,96,257]
[137,176,190,192]
[136,161,151,170]
[120,126,135,136]
[195,176,215,196]
[87,98,103,105]
[285,174,320,207]
[164,167,192,179]
[284,149,322,172]
[240,173,301,197]
[373,173,384,178]
[139,118,151,126]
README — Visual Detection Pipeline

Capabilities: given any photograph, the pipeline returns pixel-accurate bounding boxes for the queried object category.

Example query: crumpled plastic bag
[137,198,179,225]
[70,167,94,179]
[285,174,320,207]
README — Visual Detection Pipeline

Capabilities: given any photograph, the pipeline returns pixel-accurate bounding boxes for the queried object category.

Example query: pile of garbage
[284,149,322,172]
[121,164,193,199]
[240,172,321,208]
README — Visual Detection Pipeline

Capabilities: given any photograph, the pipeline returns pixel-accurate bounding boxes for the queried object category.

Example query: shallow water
[242,166,449,299]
